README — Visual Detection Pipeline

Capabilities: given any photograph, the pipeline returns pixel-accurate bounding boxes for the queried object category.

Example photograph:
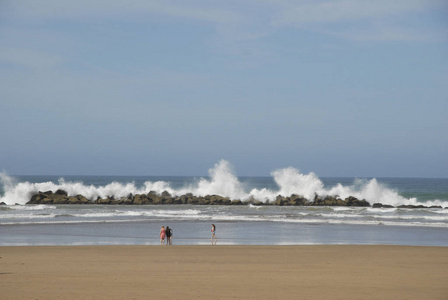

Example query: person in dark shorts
[166,226,173,245]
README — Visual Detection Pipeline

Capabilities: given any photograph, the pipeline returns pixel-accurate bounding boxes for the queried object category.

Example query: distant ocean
[1,161,447,246]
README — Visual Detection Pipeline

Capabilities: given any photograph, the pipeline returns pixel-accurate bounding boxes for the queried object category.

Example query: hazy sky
[1,0,447,177]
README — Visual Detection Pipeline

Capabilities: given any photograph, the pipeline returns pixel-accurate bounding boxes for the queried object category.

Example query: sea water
[1,161,447,246]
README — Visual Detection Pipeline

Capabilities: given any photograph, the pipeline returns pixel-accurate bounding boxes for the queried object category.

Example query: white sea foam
[9,204,57,210]
[1,161,447,208]
[0,213,56,220]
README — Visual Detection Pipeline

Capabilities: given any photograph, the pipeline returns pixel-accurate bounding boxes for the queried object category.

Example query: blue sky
[1,0,447,177]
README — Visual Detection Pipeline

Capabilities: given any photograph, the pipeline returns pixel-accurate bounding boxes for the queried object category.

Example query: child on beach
[160,226,166,245]
[211,224,217,245]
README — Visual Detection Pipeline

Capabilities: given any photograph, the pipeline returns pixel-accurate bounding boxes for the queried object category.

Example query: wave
[2,215,447,228]
[1,160,447,207]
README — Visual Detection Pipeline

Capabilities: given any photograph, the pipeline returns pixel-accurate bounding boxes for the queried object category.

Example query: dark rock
[27,191,69,205]
[289,194,307,206]
[152,196,164,205]
[222,198,232,205]
[372,203,395,208]
[55,189,68,196]
[118,197,133,205]
[161,191,171,198]
[173,197,183,204]
[275,195,286,206]
[312,196,325,206]
[26,190,377,208]
[147,192,162,204]
[68,195,90,204]
[0,202,6,205]
[177,195,188,204]
[187,197,199,205]
[322,196,341,206]
[28,193,43,204]
[53,196,69,204]
[398,205,428,209]
[164,197,174,204]
[210,195,224,205]
[133,194,150,205]
[345,196,370,207]
[96,198,112,205]
[200,198,211,205]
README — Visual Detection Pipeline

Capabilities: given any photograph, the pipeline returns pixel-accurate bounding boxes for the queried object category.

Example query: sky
[0,0,447,178]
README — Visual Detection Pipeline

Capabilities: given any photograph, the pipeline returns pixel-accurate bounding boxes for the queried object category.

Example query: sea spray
[325,178,409,206]
[1,161,447,207]
[182,160,247,199]
[272,167,324,200]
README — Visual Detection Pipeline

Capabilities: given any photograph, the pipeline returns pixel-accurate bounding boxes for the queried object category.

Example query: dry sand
[1,245,447,299]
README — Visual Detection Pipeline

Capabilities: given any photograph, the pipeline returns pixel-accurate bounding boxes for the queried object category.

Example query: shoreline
[1,245,447,299]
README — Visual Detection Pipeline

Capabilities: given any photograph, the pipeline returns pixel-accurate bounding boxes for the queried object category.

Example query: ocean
[1,162,447,246]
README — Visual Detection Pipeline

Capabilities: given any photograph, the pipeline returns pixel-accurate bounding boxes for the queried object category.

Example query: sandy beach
[1,245,447,300]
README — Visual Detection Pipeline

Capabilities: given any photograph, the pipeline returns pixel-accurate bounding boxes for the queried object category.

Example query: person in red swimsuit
[160,226,166,245]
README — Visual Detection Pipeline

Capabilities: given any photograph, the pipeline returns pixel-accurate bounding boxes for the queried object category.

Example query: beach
[1,245,447,299]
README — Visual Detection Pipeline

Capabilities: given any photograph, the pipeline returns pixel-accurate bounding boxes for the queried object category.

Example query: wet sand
[1,245,447,299]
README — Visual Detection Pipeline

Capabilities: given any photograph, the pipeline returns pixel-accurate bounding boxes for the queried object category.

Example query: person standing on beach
[160,226,166,245]
[166,226,172,245]
[211,224,217,245]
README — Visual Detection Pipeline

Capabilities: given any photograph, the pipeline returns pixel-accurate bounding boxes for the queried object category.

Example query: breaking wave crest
[1,160,447,207]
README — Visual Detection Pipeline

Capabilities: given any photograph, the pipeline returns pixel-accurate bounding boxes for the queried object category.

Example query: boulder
[27,191,69,205]
[133,194,151,205]
[372,203,395,208]
[28,193,44,204]
[289,195,307,206]
[397,205,428,209]
[199,197,211,205]
[163,197,174,204]
[210,195,225,205]
[147,192,162,204]
[151,197,164,205]
[67,195,91,204]
[312,195,325,206]
[173,197,183,204]
[177,195,188,204]
[345,196,370,207]
[161,191,172,198]
[95,198,112,205]
[114,197,133,205]
[323,196,340,206]
[275,195,286,206]
[187,197,199,205]
[52,196,69,204]
[55,189,68,196]
[430,206,442,209]
[222,198,232,205]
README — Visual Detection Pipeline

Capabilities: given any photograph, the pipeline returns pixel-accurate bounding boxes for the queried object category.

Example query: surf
[1,160,447,207]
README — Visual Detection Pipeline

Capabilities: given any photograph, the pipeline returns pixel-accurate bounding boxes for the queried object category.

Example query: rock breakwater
[25,190,445,209]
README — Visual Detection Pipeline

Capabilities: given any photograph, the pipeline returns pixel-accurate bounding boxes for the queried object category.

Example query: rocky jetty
[26,190,370,207]
[26,190,443,209]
